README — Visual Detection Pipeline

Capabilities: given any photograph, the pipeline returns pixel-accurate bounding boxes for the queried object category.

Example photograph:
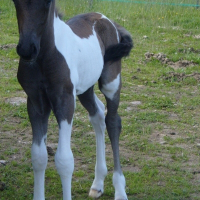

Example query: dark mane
[55,7,63,19]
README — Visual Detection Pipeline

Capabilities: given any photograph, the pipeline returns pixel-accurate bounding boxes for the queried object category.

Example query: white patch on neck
[100,13,120,43]
[53,13,104,95]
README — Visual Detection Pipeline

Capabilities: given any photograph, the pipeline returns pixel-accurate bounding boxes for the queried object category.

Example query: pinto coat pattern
[13,0,133,199]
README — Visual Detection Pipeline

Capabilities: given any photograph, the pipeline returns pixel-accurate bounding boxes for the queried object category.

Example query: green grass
[0,0,200,199]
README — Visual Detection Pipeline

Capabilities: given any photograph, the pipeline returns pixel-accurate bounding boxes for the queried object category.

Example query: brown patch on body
[67,13,102,39]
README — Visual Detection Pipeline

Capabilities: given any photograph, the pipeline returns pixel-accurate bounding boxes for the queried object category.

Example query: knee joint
[31,142,47,171]
[105,114,121,128]
[90,109,105,125]
[55,151,74,176]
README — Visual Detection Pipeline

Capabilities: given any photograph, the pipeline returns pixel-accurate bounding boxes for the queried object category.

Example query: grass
[0,0,200,199]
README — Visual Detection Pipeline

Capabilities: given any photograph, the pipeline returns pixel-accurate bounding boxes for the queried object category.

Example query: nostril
[31,43,37,56]
[16,42,38,61]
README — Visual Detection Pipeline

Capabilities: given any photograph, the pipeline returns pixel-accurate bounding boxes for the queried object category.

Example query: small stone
[193,35,200,39]
[130,101,142,106]
[160,141,167,145]
[0,160,7,166]
[126,107,133,111]
[196,143,200,148]
[143,35,148,39]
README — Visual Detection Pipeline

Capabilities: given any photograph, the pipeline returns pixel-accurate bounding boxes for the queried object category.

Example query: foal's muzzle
[17,42,39,62]
[17,34,40,62]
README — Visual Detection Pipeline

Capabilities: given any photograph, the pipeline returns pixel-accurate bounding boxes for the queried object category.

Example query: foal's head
[13,0,54,61]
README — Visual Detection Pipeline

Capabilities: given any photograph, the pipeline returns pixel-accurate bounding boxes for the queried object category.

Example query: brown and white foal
[12,0,133,199]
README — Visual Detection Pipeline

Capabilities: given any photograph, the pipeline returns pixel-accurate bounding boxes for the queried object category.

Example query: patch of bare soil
[144,52,197,70]
[149,130,179,145]
[149,128,200,175]
[0,129,32,171]
[123,165,140,172]
[5,97,27,106]
[161,72,200,82]
[193,34,200,39]
[0,44,16,50]
[125,101,142,112]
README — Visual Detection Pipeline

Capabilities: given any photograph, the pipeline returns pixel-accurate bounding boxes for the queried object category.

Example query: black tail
[104,24,133,63]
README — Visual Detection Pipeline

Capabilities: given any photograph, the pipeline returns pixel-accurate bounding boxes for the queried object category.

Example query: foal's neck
[39,3,57,55]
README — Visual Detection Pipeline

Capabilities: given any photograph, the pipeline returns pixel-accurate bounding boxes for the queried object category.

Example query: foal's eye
[46,0,52,7]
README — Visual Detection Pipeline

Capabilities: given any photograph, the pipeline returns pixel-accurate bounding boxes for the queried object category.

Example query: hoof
[89,188,103,199]
[116,199,128,200]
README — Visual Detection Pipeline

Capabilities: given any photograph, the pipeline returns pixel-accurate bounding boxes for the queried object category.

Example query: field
[0,0,200,199]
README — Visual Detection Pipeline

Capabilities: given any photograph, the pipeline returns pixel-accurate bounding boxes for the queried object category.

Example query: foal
[12,0,133,199]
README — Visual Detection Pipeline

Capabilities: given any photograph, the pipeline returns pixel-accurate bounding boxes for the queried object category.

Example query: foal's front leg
[55,120,74,200]
[50,92,75,200]
[28,97,51,200]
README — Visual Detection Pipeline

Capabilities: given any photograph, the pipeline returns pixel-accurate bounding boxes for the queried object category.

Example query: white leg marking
[113,172,128,200]
[31,135,48,200]
[55,120,74,200]
[101,74,120,100]
[89,95,107,198]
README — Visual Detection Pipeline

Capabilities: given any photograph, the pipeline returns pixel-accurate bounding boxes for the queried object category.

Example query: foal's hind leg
[99,61,127,200]
[78,87,107,198]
